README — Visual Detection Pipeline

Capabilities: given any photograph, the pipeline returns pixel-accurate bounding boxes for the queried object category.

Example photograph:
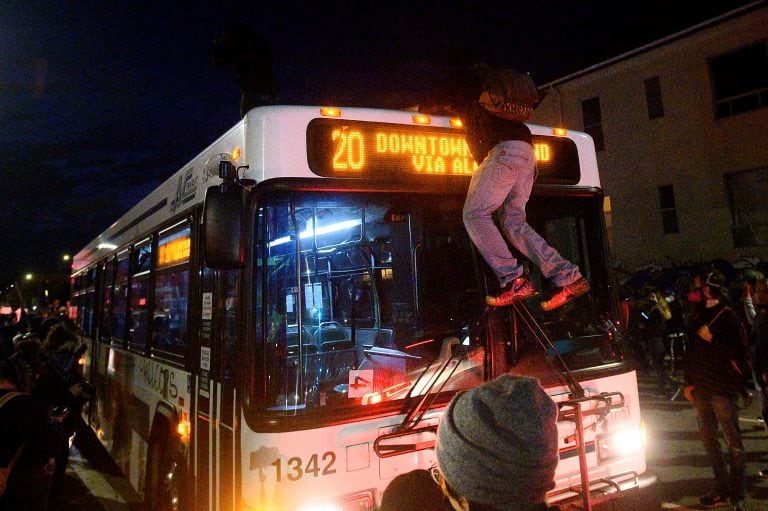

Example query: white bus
[70,105,658,511]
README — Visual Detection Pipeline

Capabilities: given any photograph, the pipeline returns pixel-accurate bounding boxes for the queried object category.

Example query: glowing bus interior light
[231,146,242,160]
[534,143,552,162]
[406,338,434,349]
[553,127,568,136]
[158,236,191,267]
[97,243,118,250]
[320,106,342,117]
[362,392,382,405]
[412,114,431,125]
[449,117,463,128]
[268,219,362,248]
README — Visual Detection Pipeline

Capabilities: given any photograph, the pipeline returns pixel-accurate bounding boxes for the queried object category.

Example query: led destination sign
[306,118,581,184]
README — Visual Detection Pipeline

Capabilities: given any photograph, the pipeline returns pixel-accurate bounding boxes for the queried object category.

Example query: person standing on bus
[683,272,749,511]
[422,49,589,310]
[432,374,559,511]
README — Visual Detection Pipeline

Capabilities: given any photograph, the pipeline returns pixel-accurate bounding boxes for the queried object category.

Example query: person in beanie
[433,374,559,511]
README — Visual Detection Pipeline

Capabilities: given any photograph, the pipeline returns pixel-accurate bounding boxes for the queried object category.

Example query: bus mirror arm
[203,180,247,269]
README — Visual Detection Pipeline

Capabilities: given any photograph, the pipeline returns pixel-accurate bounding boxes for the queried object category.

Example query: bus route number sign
[307,118,476,177]
[306,118,581,184]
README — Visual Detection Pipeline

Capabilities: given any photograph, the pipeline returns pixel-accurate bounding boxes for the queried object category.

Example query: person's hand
[683,385,695,401]
[697,324,713,342]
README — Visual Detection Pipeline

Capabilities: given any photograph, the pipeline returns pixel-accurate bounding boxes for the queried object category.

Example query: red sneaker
[486,274,536,306]
[540,277,590,311]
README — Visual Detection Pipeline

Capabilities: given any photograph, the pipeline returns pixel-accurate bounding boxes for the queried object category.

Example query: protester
[747,279,768,477]
[380,469,447,511]
[422,49,589,310]
[433,374,559,511]
[642,289,675,394]
[0,358,57,510]
[683,272,749,511]
[33,322,89,498]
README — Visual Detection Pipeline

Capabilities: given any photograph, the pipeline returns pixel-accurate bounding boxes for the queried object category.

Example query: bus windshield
[254,189,620,419]
[255,190,486,416]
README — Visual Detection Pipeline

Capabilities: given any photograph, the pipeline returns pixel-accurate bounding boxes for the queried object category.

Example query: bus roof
[72,105,599,272]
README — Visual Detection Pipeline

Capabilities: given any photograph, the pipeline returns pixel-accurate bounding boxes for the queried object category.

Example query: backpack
[0,392,24,498]
[471,63,539,122]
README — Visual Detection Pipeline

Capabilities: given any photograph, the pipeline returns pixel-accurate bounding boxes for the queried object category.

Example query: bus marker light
[232,146,242,161]
[177,419,191,440]
[449,117,463,128]
[553,127,568,136]
[412,114,431,125]
[320,107,342,117]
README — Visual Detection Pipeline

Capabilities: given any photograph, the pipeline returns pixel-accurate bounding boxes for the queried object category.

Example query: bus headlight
[597,425,644,461]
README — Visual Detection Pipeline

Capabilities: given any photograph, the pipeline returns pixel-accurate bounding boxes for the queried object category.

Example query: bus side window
[153,270,189,352]
[153,222,191,355]
[110,251,130,346]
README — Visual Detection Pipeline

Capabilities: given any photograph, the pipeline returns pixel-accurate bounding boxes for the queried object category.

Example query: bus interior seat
[286,343,318,357]
[319,339,354,352]
[315,327,348,345]
[317,339,356,383]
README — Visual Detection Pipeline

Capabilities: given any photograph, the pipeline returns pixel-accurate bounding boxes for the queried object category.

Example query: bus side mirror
[203,181,246,269]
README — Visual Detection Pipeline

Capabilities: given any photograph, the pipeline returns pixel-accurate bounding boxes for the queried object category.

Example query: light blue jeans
[463,140,581,287]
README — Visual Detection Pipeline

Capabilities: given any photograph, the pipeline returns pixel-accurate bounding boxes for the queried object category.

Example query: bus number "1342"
[271,452,337,481]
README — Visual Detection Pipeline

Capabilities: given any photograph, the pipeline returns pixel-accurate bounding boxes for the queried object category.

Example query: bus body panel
[72,106,598,274]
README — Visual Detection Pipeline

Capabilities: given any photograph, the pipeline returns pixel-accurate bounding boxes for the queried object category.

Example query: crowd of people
[376,265,768,511]
[0,306,91,510]
[622,263,768,511]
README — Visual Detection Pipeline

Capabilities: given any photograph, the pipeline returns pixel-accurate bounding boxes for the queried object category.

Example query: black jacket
[0,389,55,468]
[424,64,531,163]
[684,302,748,397]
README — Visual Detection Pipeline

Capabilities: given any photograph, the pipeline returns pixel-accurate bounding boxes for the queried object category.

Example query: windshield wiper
[394,336,467,433]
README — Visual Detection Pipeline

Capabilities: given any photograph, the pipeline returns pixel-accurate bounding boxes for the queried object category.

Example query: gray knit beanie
[435,374,559,510]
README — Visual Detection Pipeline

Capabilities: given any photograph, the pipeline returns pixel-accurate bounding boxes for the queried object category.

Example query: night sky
[0,0,754,288]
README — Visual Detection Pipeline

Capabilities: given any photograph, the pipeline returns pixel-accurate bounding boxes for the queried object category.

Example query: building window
[710,40,768,118]
[725,168,768,247]
[658,185,679,234]
[645,76,664,119]
[581,97,604,151]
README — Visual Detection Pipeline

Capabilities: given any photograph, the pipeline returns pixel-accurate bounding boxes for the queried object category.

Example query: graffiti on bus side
[139,358,179,400]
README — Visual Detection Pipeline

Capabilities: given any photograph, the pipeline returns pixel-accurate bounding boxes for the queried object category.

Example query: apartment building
[531,1,768,269]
